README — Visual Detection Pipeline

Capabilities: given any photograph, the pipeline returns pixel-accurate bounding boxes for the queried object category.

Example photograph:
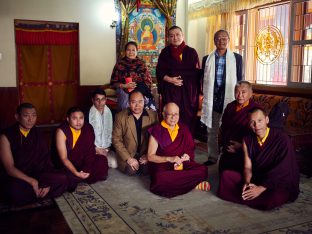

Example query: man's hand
[242,183,266,200]
[139,155,148,165]
[166,156,183,165]
[164,75,183,86]
[95,147,108,156]
[37,187,50,198]
[75,170,90,179]
[226,140,242,153]
[30,178,50,198]
[181,153,190,162]
[125,82,137,89]
[127,158,139,171]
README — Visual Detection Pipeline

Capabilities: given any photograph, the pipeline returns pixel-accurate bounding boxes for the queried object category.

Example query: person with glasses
[112,91,158,176]
[147,102,209,198]
[201,29,243,166]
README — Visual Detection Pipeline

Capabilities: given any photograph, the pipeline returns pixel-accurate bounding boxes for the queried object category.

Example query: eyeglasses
[130,100,144,105]
[215,37,229,42]
[165,113,179,118]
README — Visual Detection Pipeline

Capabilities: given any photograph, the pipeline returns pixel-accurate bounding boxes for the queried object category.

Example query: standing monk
[156,26,201,135]
[218,107,300,210]
[147,103,209,198]
[56,107,108,185]
[0,103,70,205]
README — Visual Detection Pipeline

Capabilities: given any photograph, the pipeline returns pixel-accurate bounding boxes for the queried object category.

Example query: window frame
[288,0,312,88]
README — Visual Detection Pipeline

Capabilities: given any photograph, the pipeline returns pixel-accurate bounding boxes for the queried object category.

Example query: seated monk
[218,81,261,172]
[147,102,209,198]
[56,106,108,184]
[112,90,158,176]
[0,103,71,205]
[218,107,300,210]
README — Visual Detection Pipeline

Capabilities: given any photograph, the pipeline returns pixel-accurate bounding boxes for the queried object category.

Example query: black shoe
[203,160,216,166]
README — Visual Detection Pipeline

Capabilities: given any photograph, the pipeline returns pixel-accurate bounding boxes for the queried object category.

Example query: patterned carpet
[55,148,312,234]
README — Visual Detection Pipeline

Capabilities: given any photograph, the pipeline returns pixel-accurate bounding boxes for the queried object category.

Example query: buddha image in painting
[128,7,166,52]
[137,18,157,50]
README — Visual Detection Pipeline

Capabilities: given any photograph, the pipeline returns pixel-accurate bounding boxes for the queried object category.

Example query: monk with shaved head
[147,102,209,198]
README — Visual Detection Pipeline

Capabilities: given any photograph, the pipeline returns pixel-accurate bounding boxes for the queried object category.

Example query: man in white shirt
[89,88,117,168]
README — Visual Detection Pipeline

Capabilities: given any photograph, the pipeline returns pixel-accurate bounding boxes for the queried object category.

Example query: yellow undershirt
[69,126,81,148]
[257,127,270,147]
[161,120,179,142]
[236,100,249,112]
[179,54,183,61]
[20,128,30,137]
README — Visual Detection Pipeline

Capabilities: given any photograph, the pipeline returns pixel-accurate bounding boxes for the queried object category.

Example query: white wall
[0,0,186,87]
[0,0,116,86]
[187,17,208,61]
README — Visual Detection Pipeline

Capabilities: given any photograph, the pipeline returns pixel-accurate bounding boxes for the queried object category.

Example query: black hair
[16,102,35,115]
[91,88,107,99]
[214,29,230,41]
[125,41,138,51]
[248,107,268,116]
[128,90,144,101]
[66,106,84,118]
[168,25,183,33]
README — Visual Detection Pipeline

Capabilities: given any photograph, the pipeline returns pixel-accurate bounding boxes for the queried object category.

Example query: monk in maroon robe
[147,103,209,198]
[156,26,201,135]
[56,107,108,185]
[218,108,300,210]
[0,103,70,205]
[218,81,261,172]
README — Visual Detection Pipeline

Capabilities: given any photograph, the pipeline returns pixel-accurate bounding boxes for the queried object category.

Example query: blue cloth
[215,51,226,87]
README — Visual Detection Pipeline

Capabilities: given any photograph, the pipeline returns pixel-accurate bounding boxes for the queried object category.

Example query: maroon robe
[148,123,208,198]
[2,123,70,205]
[59,122,108,184]
[156,45,201,135]
[219,100,261,172]
[218,128,300,210]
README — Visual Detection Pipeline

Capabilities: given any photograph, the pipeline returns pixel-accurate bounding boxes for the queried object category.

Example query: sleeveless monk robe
[218,128,300,210]
[219,100,261,172]
[59,122,108,184]
[156,46,201,135]
[148,123,208,198]
[3,123,70,205]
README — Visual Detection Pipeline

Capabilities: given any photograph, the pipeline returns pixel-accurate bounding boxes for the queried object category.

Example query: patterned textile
[111,56,152,89]
[214,51,226,87]
[252,93,312,150]
[55,149,312,234]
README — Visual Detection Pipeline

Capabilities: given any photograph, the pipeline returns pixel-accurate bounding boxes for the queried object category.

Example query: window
[233,12,247,62]
[290,0,312,84]
[235,0,312,87]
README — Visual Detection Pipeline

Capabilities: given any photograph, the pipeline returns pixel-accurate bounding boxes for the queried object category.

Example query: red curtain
[15,20,79,125]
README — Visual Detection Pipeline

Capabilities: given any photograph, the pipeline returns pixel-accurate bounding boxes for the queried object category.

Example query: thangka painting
[128,3,166,78]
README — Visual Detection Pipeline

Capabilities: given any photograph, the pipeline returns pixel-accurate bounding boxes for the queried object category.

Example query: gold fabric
[189,0,284,19]
[119,0,137,58]
[160,120,179,142]
[154,0,177,45]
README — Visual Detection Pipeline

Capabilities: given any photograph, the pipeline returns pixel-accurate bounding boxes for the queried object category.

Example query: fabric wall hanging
[114,0,177,79]
[15,20,79,125]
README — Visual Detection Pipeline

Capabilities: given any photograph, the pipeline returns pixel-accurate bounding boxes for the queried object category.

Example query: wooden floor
[0,203,72,234]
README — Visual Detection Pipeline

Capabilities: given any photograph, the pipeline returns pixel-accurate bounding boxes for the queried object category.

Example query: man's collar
[128,108,148,117]
[215,49,227,57]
